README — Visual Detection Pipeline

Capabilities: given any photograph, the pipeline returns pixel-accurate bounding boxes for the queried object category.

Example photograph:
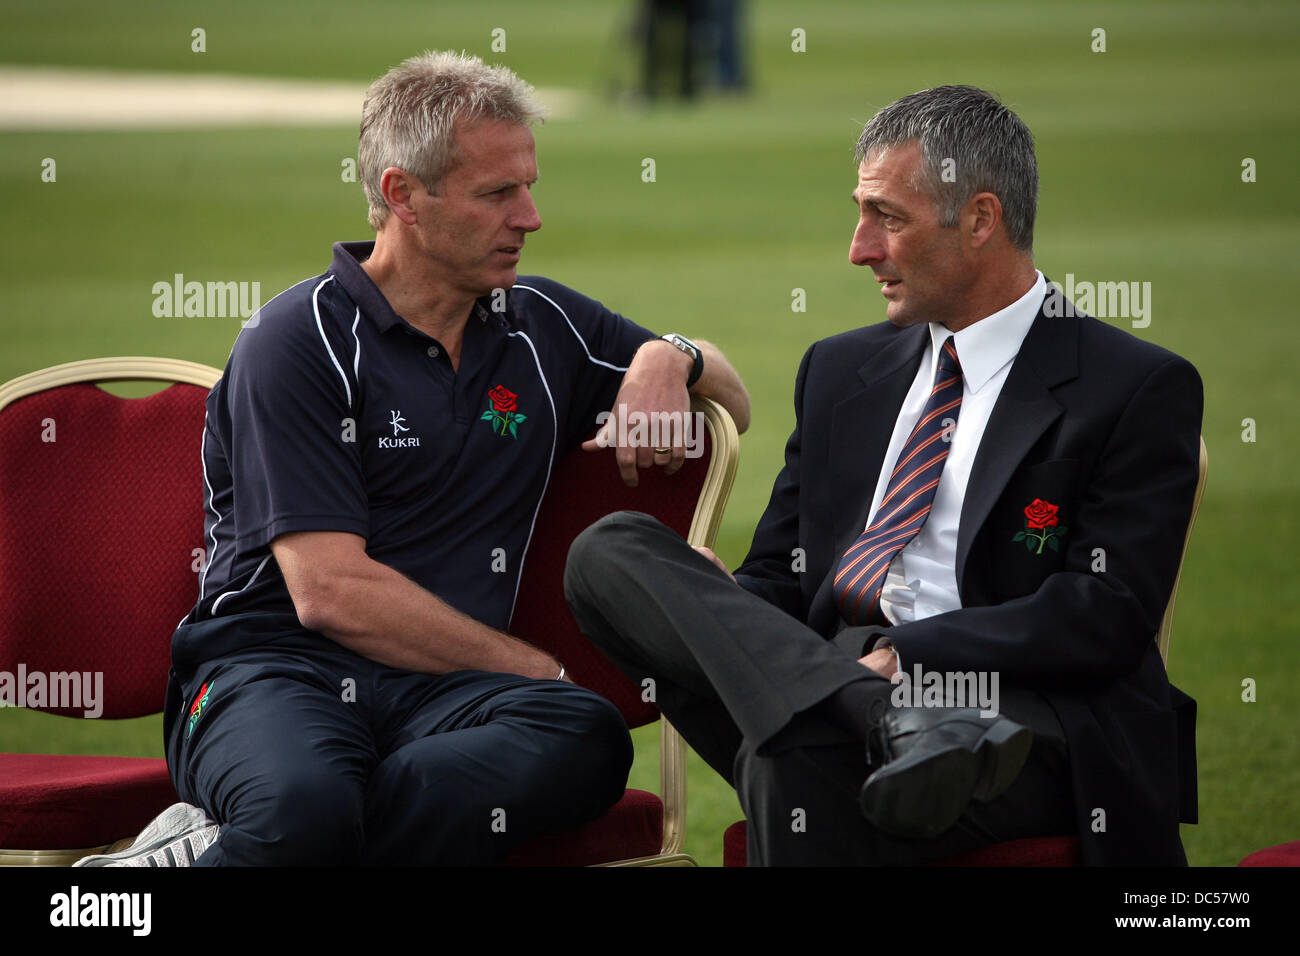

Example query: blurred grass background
[1,0,1297,866]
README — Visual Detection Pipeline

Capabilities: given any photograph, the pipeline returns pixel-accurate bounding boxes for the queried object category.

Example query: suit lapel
[828,325,927,558]
[955,305,1080,589]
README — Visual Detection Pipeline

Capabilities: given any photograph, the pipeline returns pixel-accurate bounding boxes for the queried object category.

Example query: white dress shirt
[864,271,1046,626]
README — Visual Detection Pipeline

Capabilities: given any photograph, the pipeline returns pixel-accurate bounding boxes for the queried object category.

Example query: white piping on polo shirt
[197,416,219,601]
[177,416,222,628]
[312,275,352,408]
[199,275,349,616]
[197,273,319,610]
[209,554,272,616]
[227,274,318,357]
[504,329,559,626]
[350,308,361,380]
[512,283,631,373]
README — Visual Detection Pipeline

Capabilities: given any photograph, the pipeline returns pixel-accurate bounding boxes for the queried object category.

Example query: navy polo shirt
[186,241,655,639]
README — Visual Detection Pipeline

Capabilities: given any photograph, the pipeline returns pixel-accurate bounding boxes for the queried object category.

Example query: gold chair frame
[598,396,740,866]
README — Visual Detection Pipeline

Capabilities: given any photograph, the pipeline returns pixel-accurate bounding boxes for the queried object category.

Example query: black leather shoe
[858,708,1033,840]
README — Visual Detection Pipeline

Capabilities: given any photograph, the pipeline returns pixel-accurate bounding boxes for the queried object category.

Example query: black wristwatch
[659,333,704,388]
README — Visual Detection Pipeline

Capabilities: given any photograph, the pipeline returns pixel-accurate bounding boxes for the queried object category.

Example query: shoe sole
[859,720,1034,840]
[972,720,1033,803]
[77,826,218,868]
[859,744,979,840]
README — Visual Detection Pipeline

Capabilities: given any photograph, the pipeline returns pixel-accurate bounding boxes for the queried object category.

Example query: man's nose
[849,219,882,266]
[514,190,542,233]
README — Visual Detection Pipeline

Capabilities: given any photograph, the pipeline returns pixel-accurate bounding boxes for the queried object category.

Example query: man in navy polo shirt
[77,51,750,867]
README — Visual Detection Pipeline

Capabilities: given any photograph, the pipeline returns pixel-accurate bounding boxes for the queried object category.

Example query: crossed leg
[564,510,1074,865]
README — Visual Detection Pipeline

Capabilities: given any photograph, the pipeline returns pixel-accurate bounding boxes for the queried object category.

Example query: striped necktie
[833,336,963,626]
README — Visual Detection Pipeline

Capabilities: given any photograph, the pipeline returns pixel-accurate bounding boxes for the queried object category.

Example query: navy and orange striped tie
[834,336,963,626]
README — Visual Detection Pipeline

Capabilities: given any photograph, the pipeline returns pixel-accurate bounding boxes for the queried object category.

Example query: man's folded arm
[552,280,749,484]
[880,356,1204,691]
[622,336,751,430]
[271,530,564,680]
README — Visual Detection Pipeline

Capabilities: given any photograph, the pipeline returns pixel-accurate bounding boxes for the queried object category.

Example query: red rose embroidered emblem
[482,385,527,439]
[1013,499,1068,554]
[489,385,518,414]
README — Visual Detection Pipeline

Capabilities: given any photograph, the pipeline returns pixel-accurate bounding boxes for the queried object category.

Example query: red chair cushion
[504,788,663,866]
[929,835,1081,866]
[0,753,177,849]
[1239,841,1300,866]
[723,820,1081,866]
[0,382,208,718]
[509,429,712,727]
[723,819,747,867]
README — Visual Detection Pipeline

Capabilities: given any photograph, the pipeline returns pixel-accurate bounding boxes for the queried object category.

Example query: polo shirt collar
[927,270,1045,394]
[329,241,507,335]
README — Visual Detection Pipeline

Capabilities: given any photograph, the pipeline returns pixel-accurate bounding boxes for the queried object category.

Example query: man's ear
[379,167,421,226]
[964,192,1003,249]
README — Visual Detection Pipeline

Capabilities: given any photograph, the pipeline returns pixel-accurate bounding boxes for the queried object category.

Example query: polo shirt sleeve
[536,279,657,448]
[219,301,369,552]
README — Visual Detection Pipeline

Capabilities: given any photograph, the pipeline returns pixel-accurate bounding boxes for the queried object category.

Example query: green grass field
[2,0,1298,867]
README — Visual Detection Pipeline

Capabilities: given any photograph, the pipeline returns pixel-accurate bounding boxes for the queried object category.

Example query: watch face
[662,333,703,387]
[665,333,698,357]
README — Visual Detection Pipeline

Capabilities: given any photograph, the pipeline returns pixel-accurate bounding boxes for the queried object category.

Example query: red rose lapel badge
[1013,498,1068,554]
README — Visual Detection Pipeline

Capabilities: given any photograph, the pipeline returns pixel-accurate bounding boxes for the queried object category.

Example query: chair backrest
[509,397,739,727]
[0,358,220,718]
[1156,436,1208,664]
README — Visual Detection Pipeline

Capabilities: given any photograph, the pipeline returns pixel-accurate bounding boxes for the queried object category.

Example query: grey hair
[359,50,546,230]
[854,86,1038,251]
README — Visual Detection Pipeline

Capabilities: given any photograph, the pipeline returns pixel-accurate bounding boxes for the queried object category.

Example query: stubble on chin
[885,305,923,329]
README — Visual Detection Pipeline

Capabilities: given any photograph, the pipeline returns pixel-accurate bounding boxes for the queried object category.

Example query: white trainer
[73,802,219,867]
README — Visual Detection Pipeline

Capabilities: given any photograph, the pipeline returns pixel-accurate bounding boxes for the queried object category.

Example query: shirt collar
[329,240,506,335]
[927,270,1045,394]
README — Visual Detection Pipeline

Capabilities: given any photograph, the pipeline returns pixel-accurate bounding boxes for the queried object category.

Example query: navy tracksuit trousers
[164,613,632,865]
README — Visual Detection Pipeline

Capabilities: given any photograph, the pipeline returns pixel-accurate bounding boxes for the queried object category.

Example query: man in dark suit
[564,85,1200,865]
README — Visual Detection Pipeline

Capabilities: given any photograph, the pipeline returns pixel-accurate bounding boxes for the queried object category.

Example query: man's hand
[693,545,735,582]
[583,337,751,486]
[583,339,693,486]
[859,646,899,680]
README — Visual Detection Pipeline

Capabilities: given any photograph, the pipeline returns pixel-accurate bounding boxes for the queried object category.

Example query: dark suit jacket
[733,291,1202,866]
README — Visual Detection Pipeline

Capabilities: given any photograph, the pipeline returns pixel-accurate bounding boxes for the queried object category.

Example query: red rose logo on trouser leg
[186,681,214,738]
[1014,499,1068,554]
[482,385,527,438]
